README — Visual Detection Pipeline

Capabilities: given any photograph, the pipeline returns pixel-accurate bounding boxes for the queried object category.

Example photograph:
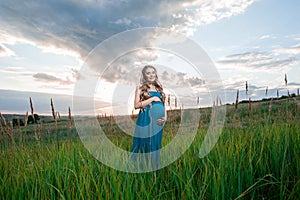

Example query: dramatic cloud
[0,0,256,100]
[0,0,255,58]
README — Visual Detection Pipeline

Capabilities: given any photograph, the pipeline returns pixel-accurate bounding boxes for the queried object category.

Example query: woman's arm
[134,87,161,109]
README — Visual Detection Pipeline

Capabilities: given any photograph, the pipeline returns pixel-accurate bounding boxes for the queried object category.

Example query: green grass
[0,97,300,199]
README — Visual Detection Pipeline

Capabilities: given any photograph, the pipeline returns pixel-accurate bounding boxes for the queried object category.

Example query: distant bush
[28,114,40,124]
[12,118,25,127]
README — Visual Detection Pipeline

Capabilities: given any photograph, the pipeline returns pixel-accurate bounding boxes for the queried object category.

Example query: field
[0,96,300,199]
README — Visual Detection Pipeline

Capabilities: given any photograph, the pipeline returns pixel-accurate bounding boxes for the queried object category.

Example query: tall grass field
[0,97,299,199]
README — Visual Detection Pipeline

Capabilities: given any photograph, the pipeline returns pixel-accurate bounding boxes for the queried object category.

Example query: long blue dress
[131,91,165,170]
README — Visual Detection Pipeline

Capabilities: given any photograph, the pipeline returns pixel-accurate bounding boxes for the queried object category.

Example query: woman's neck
[148,83,157,91]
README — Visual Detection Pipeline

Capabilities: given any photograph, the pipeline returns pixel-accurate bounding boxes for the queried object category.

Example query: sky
[0,0,299,115]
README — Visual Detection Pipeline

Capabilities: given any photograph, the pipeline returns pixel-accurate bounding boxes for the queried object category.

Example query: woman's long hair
[139,65,165,103]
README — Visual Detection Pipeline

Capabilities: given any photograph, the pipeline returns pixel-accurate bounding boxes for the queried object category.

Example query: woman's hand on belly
[151,96,162,102]
[157,117,166,126]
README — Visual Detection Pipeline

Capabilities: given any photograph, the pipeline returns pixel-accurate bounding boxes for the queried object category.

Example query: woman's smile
[145,68,156,82]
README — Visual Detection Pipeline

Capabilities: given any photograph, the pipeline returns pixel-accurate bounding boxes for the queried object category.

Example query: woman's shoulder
[136,85,146,94]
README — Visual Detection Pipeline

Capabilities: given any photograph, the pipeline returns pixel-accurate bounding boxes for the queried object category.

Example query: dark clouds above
[0,0,255,58]
[0,0,256,95]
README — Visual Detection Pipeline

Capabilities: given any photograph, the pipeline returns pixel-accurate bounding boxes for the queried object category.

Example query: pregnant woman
[131,65,166,170]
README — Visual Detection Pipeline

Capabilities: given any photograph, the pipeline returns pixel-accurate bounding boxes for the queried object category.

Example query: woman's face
[144,67,156,83]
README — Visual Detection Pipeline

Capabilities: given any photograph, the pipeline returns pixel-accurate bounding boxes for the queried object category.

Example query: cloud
[160,70,205,88]
[92,48,159,84]
[33,73,73,85]
[0,44,15,57]
[288,82,300,87]
[0,0,256,94]
[0,0,255,58]
[113,18,132,26]
[259,34,276,40]
[272,44,300,55]
[0,66,26,74]
[217,51,299,70]
[71,68,85,80]
[222,80,262,91]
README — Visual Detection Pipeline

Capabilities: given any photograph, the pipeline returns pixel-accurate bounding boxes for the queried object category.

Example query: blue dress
[131,91,165,169]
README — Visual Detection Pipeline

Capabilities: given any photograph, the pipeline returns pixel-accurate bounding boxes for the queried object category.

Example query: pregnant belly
[151,102,165,119]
